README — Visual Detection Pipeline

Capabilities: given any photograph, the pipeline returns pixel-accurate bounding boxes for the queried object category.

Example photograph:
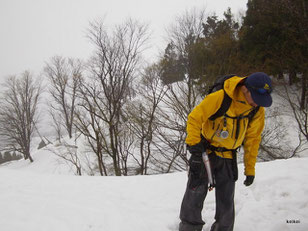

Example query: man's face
[243,86,258,107]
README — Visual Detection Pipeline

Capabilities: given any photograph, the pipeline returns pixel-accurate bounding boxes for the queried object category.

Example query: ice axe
[202,151,215,191]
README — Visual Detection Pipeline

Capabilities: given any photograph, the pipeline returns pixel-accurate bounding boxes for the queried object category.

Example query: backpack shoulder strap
[247,106,260,122]
[209,91,231,121]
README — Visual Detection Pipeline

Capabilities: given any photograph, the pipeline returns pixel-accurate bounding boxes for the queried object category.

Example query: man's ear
[241,85,249,94]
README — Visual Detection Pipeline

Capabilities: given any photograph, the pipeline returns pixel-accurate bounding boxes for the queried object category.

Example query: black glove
[244,175,255,186]
[188,154,203,189]
[187,141,208,189]
[189,154,203,175]
[187,140,208,156]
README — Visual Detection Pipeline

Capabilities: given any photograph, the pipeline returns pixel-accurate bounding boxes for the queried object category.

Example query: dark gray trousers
[179,154,235,231]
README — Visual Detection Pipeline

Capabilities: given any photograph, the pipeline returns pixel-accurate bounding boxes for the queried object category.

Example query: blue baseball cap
[245,72,273,107]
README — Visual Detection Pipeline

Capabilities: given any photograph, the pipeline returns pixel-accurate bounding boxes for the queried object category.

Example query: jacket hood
[223,76,246,100]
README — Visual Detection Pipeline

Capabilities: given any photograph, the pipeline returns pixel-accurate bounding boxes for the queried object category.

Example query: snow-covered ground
[1,149,308,231]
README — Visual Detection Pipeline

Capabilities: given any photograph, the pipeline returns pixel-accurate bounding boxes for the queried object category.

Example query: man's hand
[187,141,208,189]
[187,142,205,155]
[189,154,202,174]
[188,154,203,189]
[244,175,255,186]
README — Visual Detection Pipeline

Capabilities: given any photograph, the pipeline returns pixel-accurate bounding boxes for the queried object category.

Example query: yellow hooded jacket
[186,76,265,176]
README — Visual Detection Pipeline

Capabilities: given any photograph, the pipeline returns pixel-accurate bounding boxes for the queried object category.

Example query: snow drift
[1,149,308,231]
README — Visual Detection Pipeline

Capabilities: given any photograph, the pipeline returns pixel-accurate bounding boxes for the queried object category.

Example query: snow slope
[1,150,308,231]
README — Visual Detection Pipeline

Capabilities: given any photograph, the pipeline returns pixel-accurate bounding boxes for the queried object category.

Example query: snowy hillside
[1,150,308,231]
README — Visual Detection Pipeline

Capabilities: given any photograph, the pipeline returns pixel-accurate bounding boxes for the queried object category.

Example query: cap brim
[250,90,272,107]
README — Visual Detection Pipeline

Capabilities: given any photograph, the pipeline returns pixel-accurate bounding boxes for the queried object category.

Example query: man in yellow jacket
[179,72,273,231]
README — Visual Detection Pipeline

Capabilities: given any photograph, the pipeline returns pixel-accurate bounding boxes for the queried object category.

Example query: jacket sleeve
[243,107,265,176]
[185,91,224,146]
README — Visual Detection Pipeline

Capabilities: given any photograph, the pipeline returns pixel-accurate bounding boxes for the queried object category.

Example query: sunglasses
[247,84,272,94]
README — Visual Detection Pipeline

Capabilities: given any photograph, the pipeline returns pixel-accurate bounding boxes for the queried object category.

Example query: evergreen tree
[159,8,207,85]
[240,0,307,76]
[198,8,243,90]
[240,0,307,108]
[0,152,3,164]
[12,151,18,160]
[160,42,185,84]
[160,8,241,88]
[3,151,12,162]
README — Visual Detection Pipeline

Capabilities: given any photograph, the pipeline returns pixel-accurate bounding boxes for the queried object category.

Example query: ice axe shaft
[202,152,215,191]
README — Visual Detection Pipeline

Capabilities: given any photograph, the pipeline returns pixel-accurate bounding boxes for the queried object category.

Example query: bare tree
[117,120,135,175]
[259,108,294,160]
[284,83,308,143]
[0,71,41,162]
[161,8,208,84]
[75,18,149,176]
[124,64,167,174]
[49,141,82,175]
[256,83,308,161]
[154,78,202,171]
[74,82,108,176]
[166,7,206,57]
[157,8,207,168]
[44,56,83,140]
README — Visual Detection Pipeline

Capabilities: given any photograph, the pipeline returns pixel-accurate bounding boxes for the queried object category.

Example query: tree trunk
[25,152,34,162]
[289,69,297,85]
[300,72,307,110]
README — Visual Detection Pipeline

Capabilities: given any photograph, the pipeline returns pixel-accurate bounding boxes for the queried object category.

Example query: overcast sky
[0,0,248,80]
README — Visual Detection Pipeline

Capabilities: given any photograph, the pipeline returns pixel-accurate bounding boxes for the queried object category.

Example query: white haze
[0,0,248,79]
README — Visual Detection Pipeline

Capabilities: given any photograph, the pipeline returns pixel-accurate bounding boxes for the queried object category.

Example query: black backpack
[207,74,260,139]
